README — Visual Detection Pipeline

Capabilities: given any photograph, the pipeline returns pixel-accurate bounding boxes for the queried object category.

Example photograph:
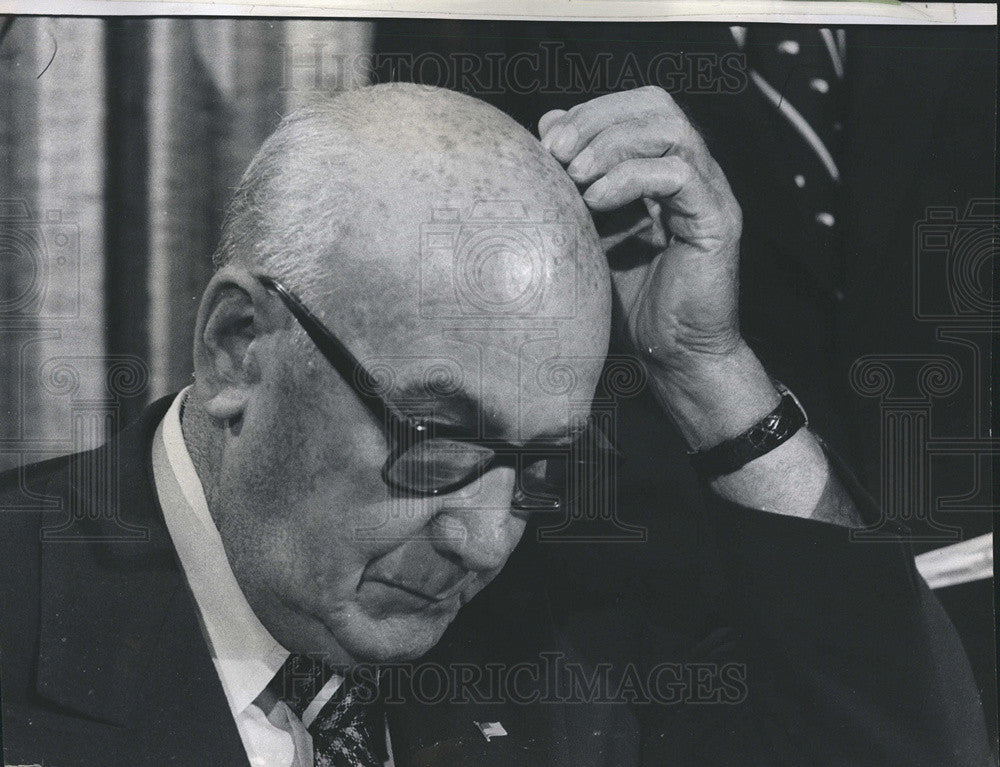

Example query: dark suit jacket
[0,395,991,765]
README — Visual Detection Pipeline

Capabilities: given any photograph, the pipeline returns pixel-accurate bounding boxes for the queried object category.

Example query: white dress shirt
[152,387,393,767]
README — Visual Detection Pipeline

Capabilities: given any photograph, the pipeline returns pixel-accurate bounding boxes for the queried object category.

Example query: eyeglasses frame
[256,275,615,509]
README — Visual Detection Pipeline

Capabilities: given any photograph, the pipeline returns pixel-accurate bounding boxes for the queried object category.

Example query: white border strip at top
[0,1,996,24]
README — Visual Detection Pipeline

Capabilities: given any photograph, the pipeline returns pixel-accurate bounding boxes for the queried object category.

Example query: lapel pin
[474,721,508,742]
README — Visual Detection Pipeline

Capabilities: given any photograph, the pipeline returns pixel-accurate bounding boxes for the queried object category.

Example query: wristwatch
[688,381,808,477]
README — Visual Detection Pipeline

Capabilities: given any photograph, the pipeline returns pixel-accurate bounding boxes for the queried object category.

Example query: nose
[431,466,521,573]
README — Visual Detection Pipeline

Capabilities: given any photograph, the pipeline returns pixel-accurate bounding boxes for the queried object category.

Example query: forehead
[353,322,607,441]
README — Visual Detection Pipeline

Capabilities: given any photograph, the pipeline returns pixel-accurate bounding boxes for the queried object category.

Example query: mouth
[366,573,471,605]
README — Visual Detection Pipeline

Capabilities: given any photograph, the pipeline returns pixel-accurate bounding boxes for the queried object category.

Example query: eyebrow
[392,382,485,427]
[390,381,582,446]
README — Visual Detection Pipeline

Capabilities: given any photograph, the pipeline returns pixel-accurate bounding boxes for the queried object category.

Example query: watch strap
[688,382,808,477]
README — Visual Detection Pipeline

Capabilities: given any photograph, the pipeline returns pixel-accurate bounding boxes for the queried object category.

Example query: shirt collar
[152,386,289,717]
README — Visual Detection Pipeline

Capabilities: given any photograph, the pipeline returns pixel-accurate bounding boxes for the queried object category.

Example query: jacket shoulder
[0,451,76,494]
[0,452,80,540]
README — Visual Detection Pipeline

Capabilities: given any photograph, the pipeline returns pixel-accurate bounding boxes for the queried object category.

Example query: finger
[583,156,689,210]
[538,109,567,139]
[583,157,739,246]
[541,86,684,163]
[565,114,691,184]
[583,155,716,222]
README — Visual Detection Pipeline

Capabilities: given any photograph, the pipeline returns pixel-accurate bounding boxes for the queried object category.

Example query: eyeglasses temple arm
[256,275,413,435]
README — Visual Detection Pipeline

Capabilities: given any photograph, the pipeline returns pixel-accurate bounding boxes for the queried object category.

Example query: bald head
[214,83,609,345]
[187,84,614,663]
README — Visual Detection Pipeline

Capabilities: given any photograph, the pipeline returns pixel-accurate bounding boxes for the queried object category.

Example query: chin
[337,604,461,663]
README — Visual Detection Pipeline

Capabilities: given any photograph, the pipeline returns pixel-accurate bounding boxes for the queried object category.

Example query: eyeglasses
[256,275,619,511]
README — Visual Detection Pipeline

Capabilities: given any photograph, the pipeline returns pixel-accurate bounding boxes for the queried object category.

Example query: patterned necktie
[263,654,386,767]
[746,25,846,167]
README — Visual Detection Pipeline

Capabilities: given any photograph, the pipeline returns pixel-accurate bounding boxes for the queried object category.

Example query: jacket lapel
[34,395,248,764]
[135,571,251,765]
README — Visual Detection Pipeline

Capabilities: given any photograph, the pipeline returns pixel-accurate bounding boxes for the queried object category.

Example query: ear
[192,267,279,423]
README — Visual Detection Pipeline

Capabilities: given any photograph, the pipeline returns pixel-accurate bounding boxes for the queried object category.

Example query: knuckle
[539,109,566,132]
[673,159,696,186]
[680,122,704,149]
[641,86,676,116]
[641,111,672,134]
[638,84,672,104]
[728,200,744,228]
[644,114,675,151]
[613,157,641,179]
[564,101,586,122]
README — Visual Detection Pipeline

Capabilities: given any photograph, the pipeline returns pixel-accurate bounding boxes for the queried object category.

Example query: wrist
[645,340,781,450]
[645,338,832,517]
[688,382,807,477]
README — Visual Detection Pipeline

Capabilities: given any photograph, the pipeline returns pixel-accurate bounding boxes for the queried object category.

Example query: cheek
[306,416,440,551]
[278,464,443,601]
[294,405,400,544]
[294,496,444,589]
[349,496,442,549]
[501,515,529,573]
[235,409,393,589]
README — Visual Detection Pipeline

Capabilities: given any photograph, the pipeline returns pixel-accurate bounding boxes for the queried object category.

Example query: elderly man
[0,84,989,766]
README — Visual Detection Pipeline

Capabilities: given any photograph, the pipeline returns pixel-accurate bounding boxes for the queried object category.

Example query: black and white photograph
[0,4,996,765]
